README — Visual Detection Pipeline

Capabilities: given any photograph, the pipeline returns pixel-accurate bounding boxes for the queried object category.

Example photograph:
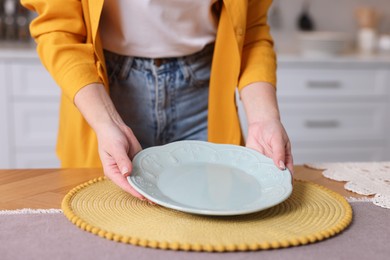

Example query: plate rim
[128,141,292,216]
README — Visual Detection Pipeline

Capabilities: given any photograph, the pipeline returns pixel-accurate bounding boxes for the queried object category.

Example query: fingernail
[121,167,129,175]
[279,161,286,170]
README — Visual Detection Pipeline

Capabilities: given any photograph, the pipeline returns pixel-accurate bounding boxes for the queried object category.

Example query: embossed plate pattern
[128,141,292,215]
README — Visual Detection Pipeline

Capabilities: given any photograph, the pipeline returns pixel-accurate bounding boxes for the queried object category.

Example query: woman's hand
[240,82,294,175]
[74,83,146,199]
[246,119,293,174]
[95,119,145,199]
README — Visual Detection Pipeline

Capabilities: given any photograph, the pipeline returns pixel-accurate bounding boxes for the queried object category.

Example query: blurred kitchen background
[0,0,31,43]
[269,0,390,55]
[1,0,390,169]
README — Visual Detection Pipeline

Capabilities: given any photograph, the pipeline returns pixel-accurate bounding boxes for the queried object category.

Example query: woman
[21,0,293,199]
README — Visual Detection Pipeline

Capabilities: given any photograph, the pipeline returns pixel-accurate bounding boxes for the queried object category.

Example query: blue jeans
[105,44,213,149]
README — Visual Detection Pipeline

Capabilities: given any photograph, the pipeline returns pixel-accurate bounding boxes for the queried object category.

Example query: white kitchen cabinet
[238,55,390,164]
[0,62,10,167]
[0,47,60,168]
[279,102,387,143]
[13,101,59,148]
[277,68,388,99]
[2,48,390,167]
[276,57,390,164]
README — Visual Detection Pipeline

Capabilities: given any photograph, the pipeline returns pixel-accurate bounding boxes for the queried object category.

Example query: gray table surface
[1,202,388,260]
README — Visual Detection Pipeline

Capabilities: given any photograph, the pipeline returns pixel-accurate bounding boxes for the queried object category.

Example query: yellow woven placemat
[62,177,352,252]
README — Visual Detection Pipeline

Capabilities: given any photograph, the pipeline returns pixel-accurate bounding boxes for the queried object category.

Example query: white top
[100,0,218,58]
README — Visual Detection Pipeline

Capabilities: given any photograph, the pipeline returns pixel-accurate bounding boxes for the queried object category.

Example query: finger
[128,140,142,159]
[123,128,142,159]
[271,137,286,171]
[107,169,146,199]
[110,145,133,177]
[100,149,145,200]
[107,173,152,203]
[101,158,146,199]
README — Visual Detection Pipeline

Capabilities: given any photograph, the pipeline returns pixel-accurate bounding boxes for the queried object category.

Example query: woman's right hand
[74,83,145,199]
[95,118,145,199]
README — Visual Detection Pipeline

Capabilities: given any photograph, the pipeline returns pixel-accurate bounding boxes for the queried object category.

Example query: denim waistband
[103,42,214,71]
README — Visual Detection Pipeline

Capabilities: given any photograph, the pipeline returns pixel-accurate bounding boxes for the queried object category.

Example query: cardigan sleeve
[21,0,102,103]
[237,0,277,91]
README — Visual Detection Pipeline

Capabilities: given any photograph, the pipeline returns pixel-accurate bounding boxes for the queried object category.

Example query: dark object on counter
[297,0,315,31]
[0,0,5,39]
[0,0,31,42]
[3,0,16,40]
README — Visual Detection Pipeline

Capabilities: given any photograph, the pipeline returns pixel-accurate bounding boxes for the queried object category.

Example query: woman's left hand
[240,82,294,175]
[246,119,293,174]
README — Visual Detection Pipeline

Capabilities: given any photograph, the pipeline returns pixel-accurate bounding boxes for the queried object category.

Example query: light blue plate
[128,140,292,216]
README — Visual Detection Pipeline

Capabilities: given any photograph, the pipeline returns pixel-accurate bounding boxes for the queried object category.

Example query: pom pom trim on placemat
[62,177,352,252]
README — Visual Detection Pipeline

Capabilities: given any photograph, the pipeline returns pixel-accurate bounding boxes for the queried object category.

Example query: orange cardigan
[21,0,276,168]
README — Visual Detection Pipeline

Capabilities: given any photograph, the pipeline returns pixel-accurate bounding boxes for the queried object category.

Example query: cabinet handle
[304,120,340,128]
[306,81,341,89]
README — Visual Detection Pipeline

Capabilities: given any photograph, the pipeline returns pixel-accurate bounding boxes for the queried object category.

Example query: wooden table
[0,166,363,210]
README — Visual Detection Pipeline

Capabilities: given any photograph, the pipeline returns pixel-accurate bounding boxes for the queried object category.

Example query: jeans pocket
[183,46,213,88]
[104,50,133,83]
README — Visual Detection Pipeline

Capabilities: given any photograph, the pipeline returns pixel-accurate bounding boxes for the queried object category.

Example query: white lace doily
[305,162,390,209]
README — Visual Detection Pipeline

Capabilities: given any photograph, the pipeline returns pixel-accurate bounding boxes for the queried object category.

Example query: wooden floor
[0,166,365,210]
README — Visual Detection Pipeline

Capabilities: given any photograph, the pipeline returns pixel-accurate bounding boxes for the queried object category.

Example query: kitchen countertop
[277,51,390,65]
[1,43,390,64]
[0,42,39,60]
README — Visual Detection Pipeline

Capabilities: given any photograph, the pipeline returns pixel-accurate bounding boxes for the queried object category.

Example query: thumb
[112,145,133,176]
[122,128,142,160]
[271,137,286,171]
